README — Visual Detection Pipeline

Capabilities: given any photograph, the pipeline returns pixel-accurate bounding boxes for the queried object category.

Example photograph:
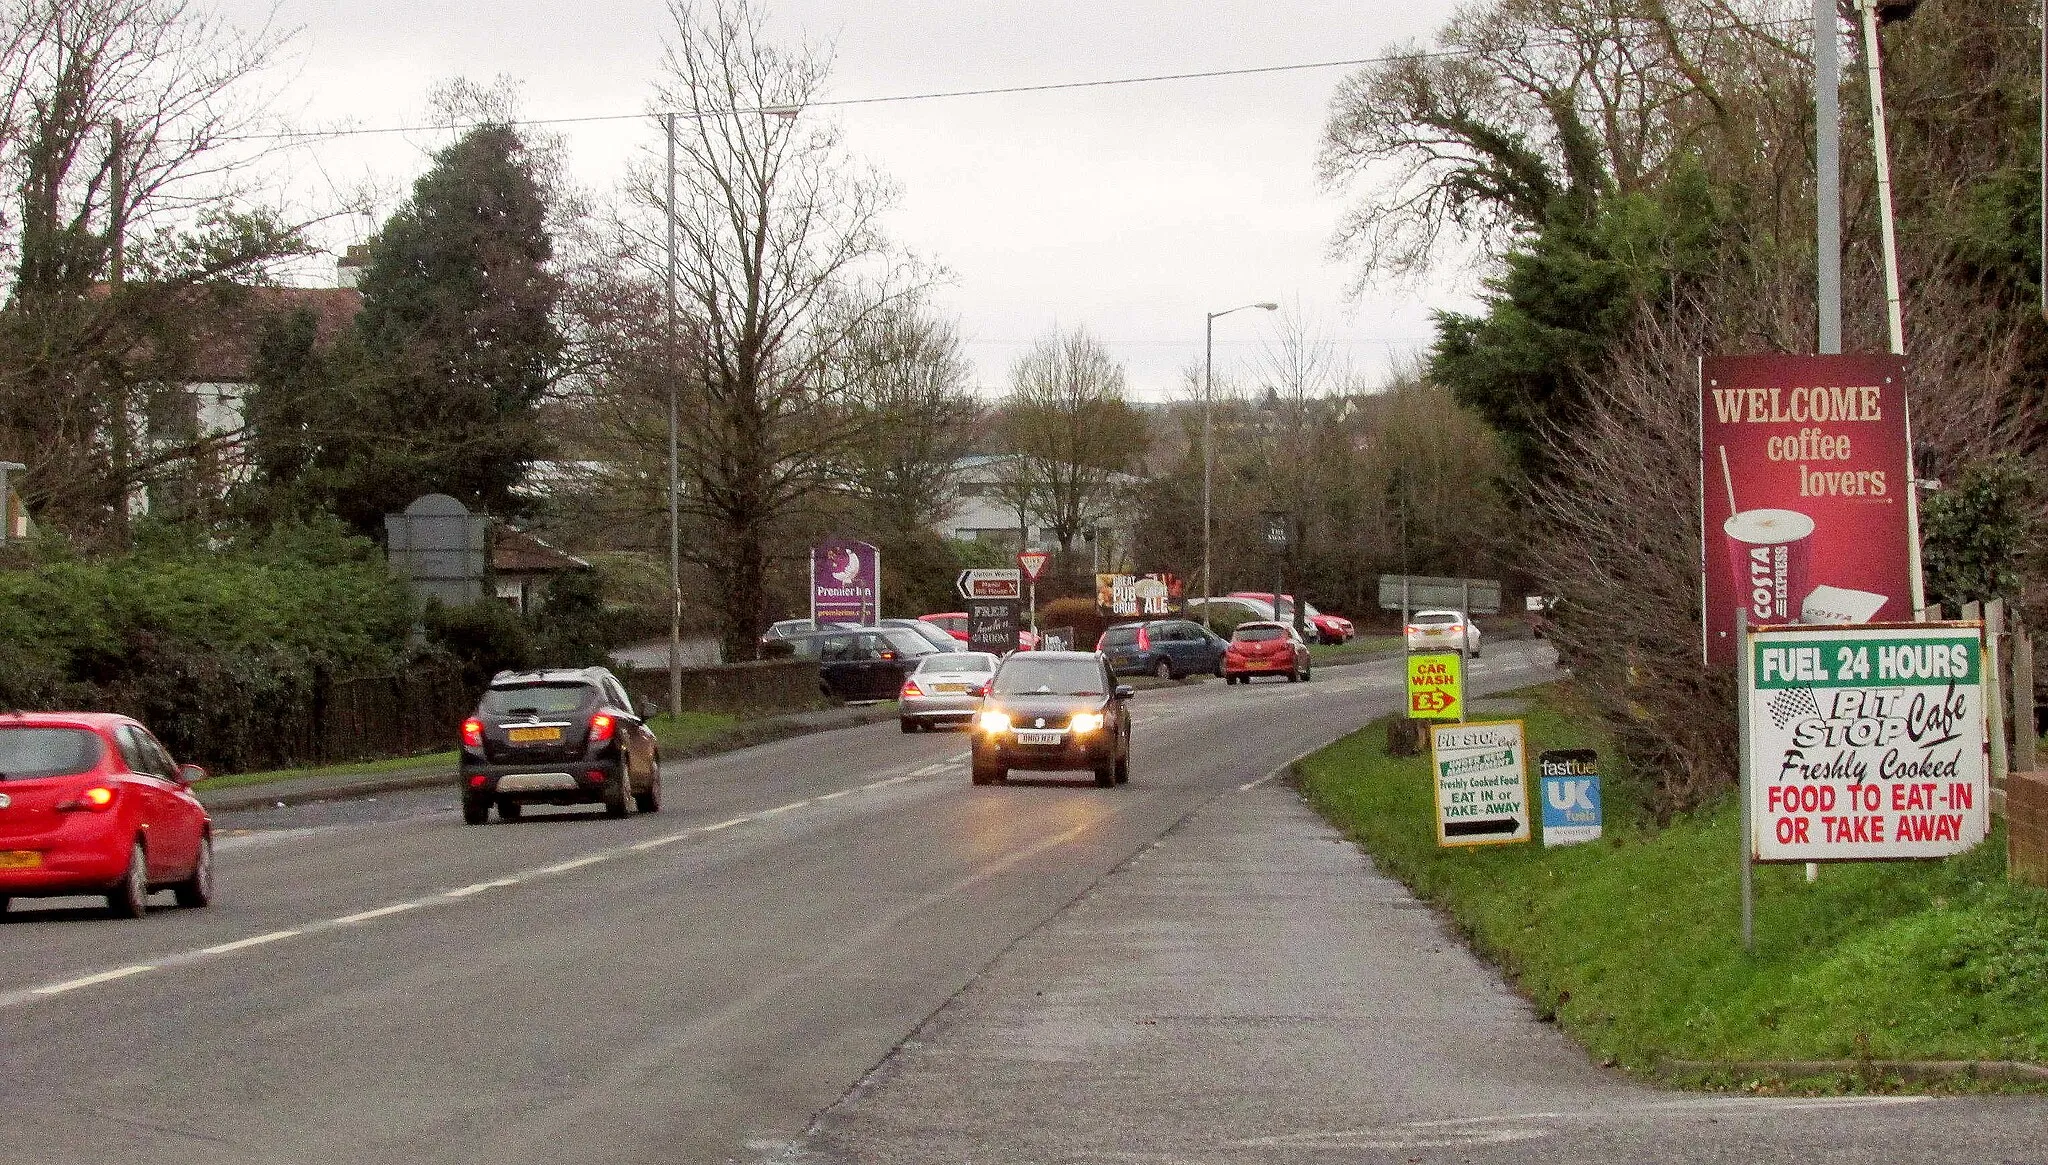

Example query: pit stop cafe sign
[1747,623,1988,862]
[1432,720,1531,848]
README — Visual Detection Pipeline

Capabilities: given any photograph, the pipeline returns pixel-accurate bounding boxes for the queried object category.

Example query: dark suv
[459,667,661,824]
[1096,619,1228,680]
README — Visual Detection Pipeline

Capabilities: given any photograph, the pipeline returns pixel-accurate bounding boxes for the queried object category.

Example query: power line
[214,16,1806,146]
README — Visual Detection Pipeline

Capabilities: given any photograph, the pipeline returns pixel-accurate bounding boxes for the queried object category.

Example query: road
[2,639,2041,1164]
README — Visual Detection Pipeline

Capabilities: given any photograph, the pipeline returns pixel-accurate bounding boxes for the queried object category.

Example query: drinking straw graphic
[1718,446,1737,518]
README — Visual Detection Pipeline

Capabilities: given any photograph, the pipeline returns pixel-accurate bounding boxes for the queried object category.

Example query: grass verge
[194,749,459,792]
[646,710,742,754]
[1308,635,1404,666]
[1295,680,2048,1088]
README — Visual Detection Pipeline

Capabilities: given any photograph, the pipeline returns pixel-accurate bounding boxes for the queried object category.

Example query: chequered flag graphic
[1768,687,1820,729]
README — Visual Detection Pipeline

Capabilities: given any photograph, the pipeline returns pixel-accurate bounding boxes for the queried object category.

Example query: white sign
[1747,623,1988,862]
[956,568,1022,600]
[1431,720,1530,847]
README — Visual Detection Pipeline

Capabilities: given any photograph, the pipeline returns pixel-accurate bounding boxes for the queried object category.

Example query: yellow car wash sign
[1406,652,1464,720]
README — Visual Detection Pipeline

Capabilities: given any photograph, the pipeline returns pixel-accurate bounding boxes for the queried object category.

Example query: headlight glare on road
[1069,712,1104,734]
[978,710,1011,734]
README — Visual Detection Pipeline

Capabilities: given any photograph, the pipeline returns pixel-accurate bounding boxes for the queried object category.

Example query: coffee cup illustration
[1724,509,1813,624]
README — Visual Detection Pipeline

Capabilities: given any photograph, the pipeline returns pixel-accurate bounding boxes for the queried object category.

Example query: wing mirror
[1114,685,1135,701]
[176,763,208,785]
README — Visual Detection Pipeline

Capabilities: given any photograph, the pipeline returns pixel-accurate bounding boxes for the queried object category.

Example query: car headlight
[1070,712,1105,733]
[978,710,1012,733]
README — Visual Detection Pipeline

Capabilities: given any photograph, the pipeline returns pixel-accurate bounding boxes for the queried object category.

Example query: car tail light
[586,769,608,783]
[57,786,117,812]
[900,678,921,698]
[589,713,616,744]
[468,774,488,788]
[970,682,990,697]
[461,717,485,748]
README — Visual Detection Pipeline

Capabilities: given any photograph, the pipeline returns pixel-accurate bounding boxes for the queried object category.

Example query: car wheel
[497,799,523,822]
[635,770,662,814]
[1287,664,1300,683]
[107,841,148,919]
[1153,659,1174,681]
[971,755,1005,785]
[1212,659,1225,678]
[1094,761,1115,787]
[462,793,490,824]
[1114,747,1130,785]
[1303,663,1313,682]
[900,718,917,733]
[603,766,633,818]
[0,897,9,914]
[172,835,215,909]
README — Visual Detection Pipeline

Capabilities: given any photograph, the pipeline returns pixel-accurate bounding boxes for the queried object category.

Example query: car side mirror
[1115,685,1135,701]
[177,763,208,785]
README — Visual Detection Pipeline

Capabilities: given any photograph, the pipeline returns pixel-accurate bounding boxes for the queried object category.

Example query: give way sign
[1016,550,1051,582]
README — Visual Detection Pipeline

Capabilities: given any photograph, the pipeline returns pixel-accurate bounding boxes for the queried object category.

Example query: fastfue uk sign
[1747,623,1988,862]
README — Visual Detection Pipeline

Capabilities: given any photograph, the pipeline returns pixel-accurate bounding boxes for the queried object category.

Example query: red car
[0,712,214,918]
[1228,592,1354,645]
[1223,620,1313,684]
[919,612,1038,651]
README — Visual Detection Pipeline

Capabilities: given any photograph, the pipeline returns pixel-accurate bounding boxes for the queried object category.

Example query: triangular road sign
[1016,550,1051,582]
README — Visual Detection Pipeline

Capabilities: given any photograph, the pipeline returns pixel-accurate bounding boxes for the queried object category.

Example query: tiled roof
[492,527,591,575]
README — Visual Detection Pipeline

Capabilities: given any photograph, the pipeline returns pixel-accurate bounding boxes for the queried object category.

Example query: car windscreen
[1411,612,1461,625]
[0,727,106,781]
[916,653,994,674]
[479,683,592,717]
[899,622,960,651]
[1233,626,1286,642]
[879,628,939,656]
[992,658,1105,697]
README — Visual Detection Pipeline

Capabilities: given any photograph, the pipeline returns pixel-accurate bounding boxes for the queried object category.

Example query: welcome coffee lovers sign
[1700,354,1915,666]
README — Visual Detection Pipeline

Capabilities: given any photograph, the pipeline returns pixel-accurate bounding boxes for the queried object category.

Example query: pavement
[194,702,902,813]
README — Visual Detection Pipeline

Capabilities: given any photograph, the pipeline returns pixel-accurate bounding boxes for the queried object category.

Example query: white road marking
[444,877,522,897]
[332,902,420,925]
[909,762,955,777]
[534,855,608,875]
[32,965,155,995]
[864,775,913,790]
[815,789,853,802]
[755,799,811,817]
[702,816,750,831]
[199,929,300,955]
[628,833,689,852]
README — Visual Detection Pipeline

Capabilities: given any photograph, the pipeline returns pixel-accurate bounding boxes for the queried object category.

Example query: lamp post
[664,113,683,719]
[1201,302,1277,629]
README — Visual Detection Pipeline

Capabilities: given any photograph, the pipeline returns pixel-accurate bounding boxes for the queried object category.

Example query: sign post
[1431,721,1531,847]
[1406,652,1464,721]
[1017,550,1049,637]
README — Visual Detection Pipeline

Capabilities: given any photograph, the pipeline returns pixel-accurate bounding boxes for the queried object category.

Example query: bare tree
[641,0,927,661]
[1001,325,1148,571]
[833,297,981,537]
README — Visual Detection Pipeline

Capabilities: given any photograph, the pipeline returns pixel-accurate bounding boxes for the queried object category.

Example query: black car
[1095,619,1228,680]
[783,626,942,702]
[872,617,967,653]
[459,667,661,824]
[970,651,1133,788]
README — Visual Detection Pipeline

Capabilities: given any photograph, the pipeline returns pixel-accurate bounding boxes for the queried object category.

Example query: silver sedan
[899,652,1000,732]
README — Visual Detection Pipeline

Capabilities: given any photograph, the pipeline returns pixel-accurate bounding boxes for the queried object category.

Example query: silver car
[899,651,1000,732]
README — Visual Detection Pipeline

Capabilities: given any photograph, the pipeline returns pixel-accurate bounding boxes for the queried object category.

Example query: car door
[817,633,861,699]
[603,675,655,780]
[1161,622,1203,672]
[116,724,195,878]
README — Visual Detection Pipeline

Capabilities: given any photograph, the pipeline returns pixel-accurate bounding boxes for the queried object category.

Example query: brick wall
[2009,771,2048,889]
[618,657,825,716]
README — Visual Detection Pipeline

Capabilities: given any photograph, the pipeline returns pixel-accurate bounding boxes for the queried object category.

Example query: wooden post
[1988,599,2009,795]
[2014,619,2037,776]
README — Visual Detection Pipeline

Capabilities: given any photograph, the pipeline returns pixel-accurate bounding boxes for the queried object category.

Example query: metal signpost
[0,461,22,542]
[1017,550,1049,636]
[1431,721,1531,848]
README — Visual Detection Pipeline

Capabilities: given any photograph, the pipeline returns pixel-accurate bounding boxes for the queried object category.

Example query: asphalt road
[2,641,2042,1164]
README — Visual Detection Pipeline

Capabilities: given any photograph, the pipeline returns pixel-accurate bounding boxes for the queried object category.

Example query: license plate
[933,683,967,693]
[1248,659,1274,668]
[507,726,562,743]
[0,850,41,870]
[1014,730,1064,745]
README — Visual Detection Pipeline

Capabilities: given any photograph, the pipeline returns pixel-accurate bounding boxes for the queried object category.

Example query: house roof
[90,283,363,384]
[492,527,592,576]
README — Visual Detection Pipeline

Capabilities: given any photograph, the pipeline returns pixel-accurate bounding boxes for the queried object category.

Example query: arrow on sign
[957,568,1022,600]
[1411,690,1459,714]
[1444,817,1522,837]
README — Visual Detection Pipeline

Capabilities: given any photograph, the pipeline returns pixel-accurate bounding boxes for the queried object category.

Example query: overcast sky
[220,0,1478,400]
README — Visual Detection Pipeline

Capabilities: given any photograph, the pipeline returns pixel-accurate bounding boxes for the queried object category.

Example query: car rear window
[480,684,592,717]
[1234,626,1286,642]
[993,658,1106,697]
[1412,612,1460,625]
[1100,627,1136,646]
[917,653,994,674]
[0,727,105,781]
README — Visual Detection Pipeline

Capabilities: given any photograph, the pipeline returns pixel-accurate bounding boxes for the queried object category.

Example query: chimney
[337,243,371,288]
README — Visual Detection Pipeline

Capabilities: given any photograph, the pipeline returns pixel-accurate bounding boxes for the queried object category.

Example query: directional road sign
[957,568,1022,600]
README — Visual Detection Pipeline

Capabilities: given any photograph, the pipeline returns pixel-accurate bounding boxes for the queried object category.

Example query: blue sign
[1538,749,1602,847]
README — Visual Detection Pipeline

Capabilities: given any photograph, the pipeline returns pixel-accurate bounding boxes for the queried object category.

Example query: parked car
[785,625,942,702]
[1228,592,1355,644]
[459,667,662,824]
[919,611,1039,651]
[874,617,967,653]
[899,651,1001,732]
[1405,609,1481,656]
[1095,619,1228,680]
[1223,620,1313,684]
[970,651,1133,787]
[1185,596,1274,634]
[760,618,854,647]
[0,712,213,918]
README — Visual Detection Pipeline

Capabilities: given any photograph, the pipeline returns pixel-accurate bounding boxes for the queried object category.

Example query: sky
[215,0,1479,401]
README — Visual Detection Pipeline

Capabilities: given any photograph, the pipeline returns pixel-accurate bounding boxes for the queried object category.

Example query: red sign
[1016,550,1050,582]
[1700,354,1915,666]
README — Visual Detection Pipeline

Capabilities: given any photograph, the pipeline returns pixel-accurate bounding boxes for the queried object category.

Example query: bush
[1038,595,1106,651]
[421,598,534,691]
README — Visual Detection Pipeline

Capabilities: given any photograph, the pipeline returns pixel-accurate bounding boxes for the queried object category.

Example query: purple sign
[811,539,881,625]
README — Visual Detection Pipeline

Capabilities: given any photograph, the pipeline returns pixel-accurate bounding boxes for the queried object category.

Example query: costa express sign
[1700,355,1915,666]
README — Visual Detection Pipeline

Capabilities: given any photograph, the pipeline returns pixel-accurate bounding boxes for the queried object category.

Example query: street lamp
[1202,302,1277,628]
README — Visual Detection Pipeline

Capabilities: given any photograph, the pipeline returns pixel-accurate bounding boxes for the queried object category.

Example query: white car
[1405,609,1480,657]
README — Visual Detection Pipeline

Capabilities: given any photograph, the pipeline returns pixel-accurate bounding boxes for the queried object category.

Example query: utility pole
[665,113,684,720]
[108,118,133,537]
[1815,0,1842,355]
